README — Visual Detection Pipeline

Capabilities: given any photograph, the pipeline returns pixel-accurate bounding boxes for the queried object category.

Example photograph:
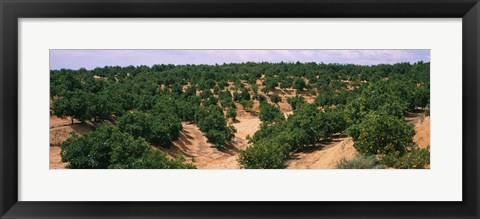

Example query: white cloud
[50,49,430,70]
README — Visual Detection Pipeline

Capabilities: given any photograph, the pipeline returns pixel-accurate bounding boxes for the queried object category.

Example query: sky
[50,50,430,70]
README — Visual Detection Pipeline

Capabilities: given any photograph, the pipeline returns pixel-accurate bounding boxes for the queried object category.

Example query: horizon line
[50,60,430,71]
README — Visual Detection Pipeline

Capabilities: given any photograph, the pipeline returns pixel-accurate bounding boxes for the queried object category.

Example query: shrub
[219,91,235,109]
[249,122,285,144]
[269,94,281,104]
[380,146,430,169]
[293,78,307,92]
[233,88,251,102]
[287,95,306,110]
[259,102,284,123]
[238,137,291,169]
[61,125,195,169]
[314,89,336,107]
[253,94,267,103]
[336,155,384,169]
[262,77,279,93]
[316,107,348,139]
[88,91,123,121]
[196,105,236,147]
[343,83,408,125]
[52,90,90,123]
[347,112,415,156]
[134,151,196,169]
[240,100,254,111]
[117,111,182,147]
[150,112,182,145]
[174,98,199,122]
[226,107,237,121]
[285,104,320,148]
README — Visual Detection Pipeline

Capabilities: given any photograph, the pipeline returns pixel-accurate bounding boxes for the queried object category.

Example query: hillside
[50,109,430,169]
[50,62,430,169]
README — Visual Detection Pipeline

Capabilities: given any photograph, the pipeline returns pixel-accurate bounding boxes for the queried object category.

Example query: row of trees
[52,61,430,169]
[237,63,429,169]
[239,102,348,168]
[61,126,194,169]
[51,61,429,101]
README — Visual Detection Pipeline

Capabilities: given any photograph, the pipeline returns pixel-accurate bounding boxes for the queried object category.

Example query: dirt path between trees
[286,115,431,169]
[49,113,429,169]
[411,116,430,149]
[167,116,261,169]
[287,137,358,169]
[49,116,93,169]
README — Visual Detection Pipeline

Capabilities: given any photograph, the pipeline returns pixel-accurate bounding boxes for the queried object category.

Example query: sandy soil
[413,116,430,148]
[232,117,261,140]
[167,116,261,169]
[49,85,429,169]
[406,112,430,148]
[50,115,80,128]
[50,146,67,169]
[287,137,358,169]
[49,113,262,169]
[50,124,93,147]
[49,116,93,169]
[286,114,430,169]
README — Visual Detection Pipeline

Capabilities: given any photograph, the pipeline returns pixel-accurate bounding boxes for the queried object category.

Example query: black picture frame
[1,0,479,218]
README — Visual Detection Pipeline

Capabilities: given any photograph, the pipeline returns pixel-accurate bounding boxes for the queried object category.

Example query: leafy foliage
[316,107,348,139]
[135,150,196,169]
[117,111,181,147]
[238,137,291,169]
[336,155,384,169]
[269,93,281,104]
[195,105,236,147]
[287,95,306,110]
[347,112,415,156]
[380,146,430,169]
[61,126,193,169]
[293,78,307,92]
[240,100,254,111]
[52,61,430,169]
[259,102,284,123]
[52,90,90,122]
[226,107,237,121]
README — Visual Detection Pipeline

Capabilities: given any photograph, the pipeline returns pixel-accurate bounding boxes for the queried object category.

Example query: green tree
[240,100,254,112]
[293,78,307,92]
[382,146,430,169]
[287,95,306,111]
[117,111,181,147]
[61,126,194,169]
[52,90,90,123]
[196,105,236,147]
[226,107,237,121]
[259,102,284,123]
[347,112,415,156]
[316,107,348,139]
[88,92,122,122]
[262,77,278,93]
[253,94,267,104]
[285,104,319,148]
[269,94,281,104]
[61,126,150,169]
[238,137,291,169]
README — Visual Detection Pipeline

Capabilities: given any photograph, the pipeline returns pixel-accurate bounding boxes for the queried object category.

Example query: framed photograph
[1,0,479,218]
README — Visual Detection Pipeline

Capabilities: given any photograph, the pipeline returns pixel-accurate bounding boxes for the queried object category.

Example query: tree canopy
[52,61,430,169]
